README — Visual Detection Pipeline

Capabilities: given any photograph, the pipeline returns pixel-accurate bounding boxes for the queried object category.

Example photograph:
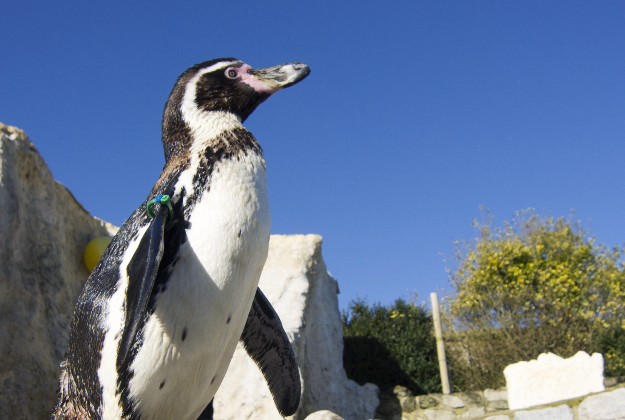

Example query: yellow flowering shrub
[443,209,625,390]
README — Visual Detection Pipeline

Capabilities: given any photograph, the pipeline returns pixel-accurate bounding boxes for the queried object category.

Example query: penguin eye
[226,68,238,79]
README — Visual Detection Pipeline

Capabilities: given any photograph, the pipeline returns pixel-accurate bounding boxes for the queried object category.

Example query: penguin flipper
[240,288,301,417]
[117,205,168,368]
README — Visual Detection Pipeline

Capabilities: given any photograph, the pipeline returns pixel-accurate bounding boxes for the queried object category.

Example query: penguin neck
[185,110,243,155]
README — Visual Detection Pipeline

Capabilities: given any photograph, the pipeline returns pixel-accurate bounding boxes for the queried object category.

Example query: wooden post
[430,292,451,394]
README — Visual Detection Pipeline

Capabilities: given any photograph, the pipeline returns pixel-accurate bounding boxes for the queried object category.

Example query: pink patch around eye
[236,64,281,94]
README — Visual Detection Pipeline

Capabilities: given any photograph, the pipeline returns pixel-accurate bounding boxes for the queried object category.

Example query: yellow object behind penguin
[84,236,113,272]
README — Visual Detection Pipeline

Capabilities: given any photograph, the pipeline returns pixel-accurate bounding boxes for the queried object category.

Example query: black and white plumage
[51,58,310,420]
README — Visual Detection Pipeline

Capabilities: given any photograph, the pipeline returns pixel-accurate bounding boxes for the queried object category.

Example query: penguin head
[162,58,310,161]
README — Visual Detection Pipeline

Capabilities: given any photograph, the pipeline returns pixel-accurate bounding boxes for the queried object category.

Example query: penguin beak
[239,62,310,94]
[248,62,311,89]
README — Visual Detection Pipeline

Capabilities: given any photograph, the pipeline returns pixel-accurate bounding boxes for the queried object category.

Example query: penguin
[51,58,310,420]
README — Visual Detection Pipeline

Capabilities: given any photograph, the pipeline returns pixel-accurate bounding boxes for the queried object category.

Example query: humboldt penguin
[51,58,310,420]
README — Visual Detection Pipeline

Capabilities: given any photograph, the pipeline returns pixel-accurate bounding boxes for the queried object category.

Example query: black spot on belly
[211,375,216,384]
[227,314,232,324]
[159,380,165,389]
[238,229,242,238]
[181,327,187,341]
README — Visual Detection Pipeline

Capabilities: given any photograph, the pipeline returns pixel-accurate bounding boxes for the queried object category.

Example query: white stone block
[514,405,574,420]
[213,235,379,420]
[578,388,625,420]
[504,352,605,410]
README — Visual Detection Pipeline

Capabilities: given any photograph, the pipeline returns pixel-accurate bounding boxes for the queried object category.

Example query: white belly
[102,152,270,420]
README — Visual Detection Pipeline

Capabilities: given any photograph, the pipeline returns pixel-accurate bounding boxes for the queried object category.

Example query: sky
[2,1,624,311]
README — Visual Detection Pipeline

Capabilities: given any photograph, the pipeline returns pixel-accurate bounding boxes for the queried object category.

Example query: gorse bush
[443,209,625,390]
[342,298,440,395]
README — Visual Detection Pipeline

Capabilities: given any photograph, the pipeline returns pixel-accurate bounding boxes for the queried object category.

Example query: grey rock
[462,392,483,404]
[400,396,417,413]
[423,409,455,420]
[604,377,618,387]
[579,388,625,420]
[418,396,439,409]
[442,394,465,408]
[514,404,574,420]
[394,385,414,397]
[487,400,509,411]
[0,123,117,420]
[485,388,508,402]
[305,410,345,420]
[460,407,485,418]
[376,392,403,420]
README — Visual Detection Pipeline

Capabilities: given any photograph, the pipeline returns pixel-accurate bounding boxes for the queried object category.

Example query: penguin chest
[129,153,270,419]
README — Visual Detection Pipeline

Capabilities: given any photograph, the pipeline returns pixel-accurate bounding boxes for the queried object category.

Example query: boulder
[513,404,574,420]
[304,411,345,420]
[0,123,117,419]
[213,234,379,420]
[504,352,605,410]
[578,388,625,420]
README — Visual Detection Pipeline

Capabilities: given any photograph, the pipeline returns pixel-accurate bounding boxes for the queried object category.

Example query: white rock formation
[0,123,117,419]
[213,234,379,420]
[504,352,605,410]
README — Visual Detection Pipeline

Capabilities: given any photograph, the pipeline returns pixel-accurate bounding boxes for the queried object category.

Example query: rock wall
[214,235,379,420]
[375,379,625,420]
[0,123,117,419]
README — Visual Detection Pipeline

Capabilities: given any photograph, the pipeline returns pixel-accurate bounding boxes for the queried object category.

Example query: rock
[578,388,625,420]
[461,392,482,405]
[459,407,485,418]
[441,394,465,408]
[484,388,508,402]
[376,391,402,420]
[513,404,574,420]
[305,410,345,420]
[422,409,455,420]
[504,352,605,410]
[213,234,379,420]
[487,400,509,411]
[394,385,414,397]
[0,123,117,420]
[418,395,439,409]
[400,396,417,413]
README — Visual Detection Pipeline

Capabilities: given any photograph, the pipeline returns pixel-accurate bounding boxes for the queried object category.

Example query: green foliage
[443,209,625,390]
[598,324,625,376]
[342,298,440,395]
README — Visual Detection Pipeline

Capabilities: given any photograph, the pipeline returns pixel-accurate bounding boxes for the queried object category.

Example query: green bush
[443,209,625,390]
[342,298,440,395]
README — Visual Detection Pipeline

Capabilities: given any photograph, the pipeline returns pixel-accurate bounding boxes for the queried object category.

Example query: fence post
[430,292,451,394]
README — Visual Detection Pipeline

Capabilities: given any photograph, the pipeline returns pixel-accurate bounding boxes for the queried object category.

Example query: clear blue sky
[2,1,624,311]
